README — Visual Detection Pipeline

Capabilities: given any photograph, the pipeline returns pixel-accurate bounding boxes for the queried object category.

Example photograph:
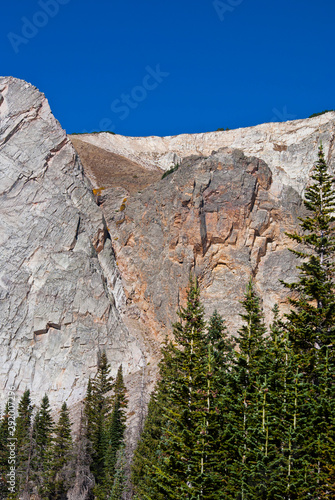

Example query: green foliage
[0,403,10,496]
[228,280,269,498]
[134,255,335,499]
[85,352,114,487]
[132,392,166,500]
[161,163,179,179]
[15,389,34,495]
[283,144,335,358]
[33,394,54,459]
[309,109,334,118]
[31,394,54,492]
[84,355,129,499]
[42,402,73,499]
[108,447,127,499]
[103,365,128,497]
[281,144,335,496]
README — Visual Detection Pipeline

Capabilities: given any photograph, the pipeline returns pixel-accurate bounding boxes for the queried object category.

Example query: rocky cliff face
[70,113,335,346]
[0,78,146,436]
[86,149,304,343]
[2,77,335,435]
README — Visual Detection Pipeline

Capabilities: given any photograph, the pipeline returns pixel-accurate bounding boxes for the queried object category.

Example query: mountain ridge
[1,77,335,443]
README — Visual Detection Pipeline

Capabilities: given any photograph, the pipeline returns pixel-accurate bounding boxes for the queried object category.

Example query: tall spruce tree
[284,144,335,357]
[132,340,177,499]
[103,365,128,498]
[229,280,268,499]
[15,389,34,496]
[31,394,54,491]
[67,409,94,500]
[108,446,127,500]
[283,144,335,496]
[260,305,312,499]
[84,352,115,499]
[84,352,114,489]
[43,402,73,499]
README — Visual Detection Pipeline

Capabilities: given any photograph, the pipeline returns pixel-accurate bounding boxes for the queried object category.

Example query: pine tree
[304,342,335,498]
[132,339,177,499]
[283,144,335,496]
[31,394,54,492]
[84,352,114,488]
[67,409,94,500]
[84,377,94,446]
[0,403,10,496]
[229,280,268,499]
[15,389,34,496]
[262,305,293,499]
[131,388,166,500]
[108,447,127,500]
[284,144,335,359]
[205,310,235,498]
[43,402,73,499]
[103,365,128,498]
[207,309,235,398]
[257,305,312,499]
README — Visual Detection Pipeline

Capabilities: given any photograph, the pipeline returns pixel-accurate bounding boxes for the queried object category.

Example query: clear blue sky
[0,0,334,137]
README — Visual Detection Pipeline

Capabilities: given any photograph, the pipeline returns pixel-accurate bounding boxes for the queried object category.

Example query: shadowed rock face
[0,78,145,424]
[99,149,305,340]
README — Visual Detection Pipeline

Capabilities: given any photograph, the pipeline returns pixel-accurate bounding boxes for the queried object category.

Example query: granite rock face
[0,78,145,415]
[100,149,305,340]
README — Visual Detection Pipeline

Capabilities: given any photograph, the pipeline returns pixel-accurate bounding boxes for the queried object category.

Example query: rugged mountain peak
[70,113,335,342]
[0,77,144,412]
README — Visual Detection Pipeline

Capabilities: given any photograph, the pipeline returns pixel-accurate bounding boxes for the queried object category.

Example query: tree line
[0,356,128,499]
[131,145,335,499]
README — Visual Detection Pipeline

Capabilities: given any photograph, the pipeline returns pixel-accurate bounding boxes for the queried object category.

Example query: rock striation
[0,78,145,419]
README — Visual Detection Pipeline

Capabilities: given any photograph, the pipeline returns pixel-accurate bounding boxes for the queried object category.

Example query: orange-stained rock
[99,149,305,339]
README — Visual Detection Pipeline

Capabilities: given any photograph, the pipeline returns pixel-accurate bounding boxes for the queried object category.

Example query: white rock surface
[74,113,335,195]
[0,77,145,410]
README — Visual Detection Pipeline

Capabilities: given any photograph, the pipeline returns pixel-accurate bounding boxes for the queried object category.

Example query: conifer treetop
[284,144,335,350]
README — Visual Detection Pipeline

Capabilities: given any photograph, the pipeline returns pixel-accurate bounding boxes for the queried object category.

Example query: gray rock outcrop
[0,78,144,414]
